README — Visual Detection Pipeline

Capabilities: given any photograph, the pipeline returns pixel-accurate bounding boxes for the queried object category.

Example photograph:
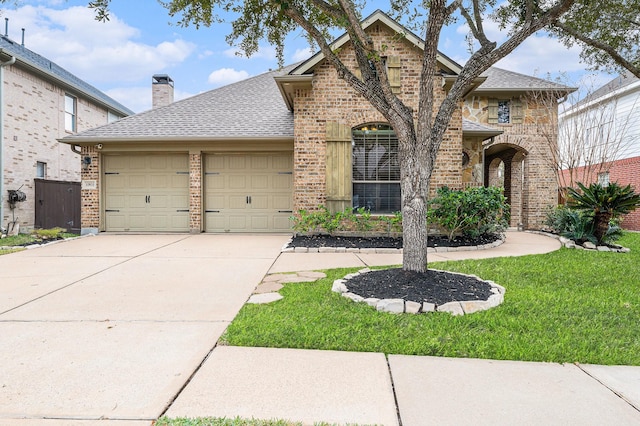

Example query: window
[65,94,76,132]
[107,110,121,123]
[352,124,401,213]
[498,100,510,124]
[36,161,47,179]
[598,172,610,187]
[489,98,523,124]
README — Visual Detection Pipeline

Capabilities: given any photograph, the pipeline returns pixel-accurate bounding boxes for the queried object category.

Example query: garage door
[103,154,189,232]
[204,154,293,232]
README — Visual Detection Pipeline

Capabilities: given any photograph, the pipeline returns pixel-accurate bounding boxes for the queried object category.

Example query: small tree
[567,182,640,244]
[532,78,640,193]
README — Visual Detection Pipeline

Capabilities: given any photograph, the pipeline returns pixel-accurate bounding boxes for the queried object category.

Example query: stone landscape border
[527,231,631,253]
[332,268,505,316]
[281,233,506,253]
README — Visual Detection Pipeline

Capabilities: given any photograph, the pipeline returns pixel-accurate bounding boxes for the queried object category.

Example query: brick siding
[2,64,113,230]
[560,156,640,231]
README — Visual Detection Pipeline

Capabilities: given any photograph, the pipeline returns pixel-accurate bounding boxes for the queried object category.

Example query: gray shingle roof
[0,36,133,116]
[477,67,575,93]
[63,65,295,142]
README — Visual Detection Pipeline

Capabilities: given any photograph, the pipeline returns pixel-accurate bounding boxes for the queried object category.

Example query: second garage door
[103,154,190,232]
[204,153,293,232]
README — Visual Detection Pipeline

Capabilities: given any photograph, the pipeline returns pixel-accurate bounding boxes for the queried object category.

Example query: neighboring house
[0,32,133,234]
[62,11,571,235]
[559,71,640,230]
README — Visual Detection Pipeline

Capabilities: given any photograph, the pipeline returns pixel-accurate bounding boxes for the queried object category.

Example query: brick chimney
[152,74,174,108]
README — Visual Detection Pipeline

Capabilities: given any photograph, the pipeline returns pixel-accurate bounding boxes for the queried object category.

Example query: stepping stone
[254,282,284,294]
[262,273,296,283]
[247,293,283,304]
[297,271,327,279]
[279,276,320,283]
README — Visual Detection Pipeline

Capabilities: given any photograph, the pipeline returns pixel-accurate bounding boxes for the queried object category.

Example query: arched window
[352,124,401,213]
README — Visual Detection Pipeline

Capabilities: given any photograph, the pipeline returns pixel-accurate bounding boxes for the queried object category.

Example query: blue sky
[1,0,613,113]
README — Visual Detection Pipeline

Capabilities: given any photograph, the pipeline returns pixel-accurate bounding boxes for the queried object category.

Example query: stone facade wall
[293,23,463,213]
[2,63,112,230]
[463,94,559,229]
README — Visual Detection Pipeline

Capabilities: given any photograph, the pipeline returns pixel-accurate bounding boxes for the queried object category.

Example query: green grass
[0,229,76,255]
[221,233,640,365]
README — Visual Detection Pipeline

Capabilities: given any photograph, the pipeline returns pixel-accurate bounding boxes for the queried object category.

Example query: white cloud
[494,34,585,75]
[291,47,314,63]
[207,68,249,86]
[4,5,196,82]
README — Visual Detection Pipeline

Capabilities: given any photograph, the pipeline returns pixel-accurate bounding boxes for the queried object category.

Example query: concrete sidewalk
[2,231,639,425]
[166,231,640,425]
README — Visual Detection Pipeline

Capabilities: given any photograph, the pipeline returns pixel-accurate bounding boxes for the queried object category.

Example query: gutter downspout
[0,52,16,233]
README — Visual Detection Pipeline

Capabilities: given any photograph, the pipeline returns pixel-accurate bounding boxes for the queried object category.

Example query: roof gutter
[0,50,16,233]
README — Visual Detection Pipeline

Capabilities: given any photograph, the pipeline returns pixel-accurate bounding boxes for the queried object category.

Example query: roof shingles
[64,65,295,142]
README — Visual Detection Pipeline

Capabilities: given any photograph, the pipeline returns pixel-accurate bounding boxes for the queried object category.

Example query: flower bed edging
[332,268,505,316]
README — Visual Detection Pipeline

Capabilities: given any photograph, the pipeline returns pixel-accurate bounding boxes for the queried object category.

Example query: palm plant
[567,182,640,244]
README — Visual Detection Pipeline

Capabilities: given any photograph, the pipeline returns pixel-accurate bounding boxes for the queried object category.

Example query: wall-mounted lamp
[82,156,92,170]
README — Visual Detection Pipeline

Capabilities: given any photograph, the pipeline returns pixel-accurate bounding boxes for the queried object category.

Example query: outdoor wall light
[82,156,92,170]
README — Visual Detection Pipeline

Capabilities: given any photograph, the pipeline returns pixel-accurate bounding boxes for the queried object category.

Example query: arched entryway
[484,144,528,228]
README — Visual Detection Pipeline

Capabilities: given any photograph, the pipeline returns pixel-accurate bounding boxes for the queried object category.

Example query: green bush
[545,204,624,245]
[427,186,510,240]
[291,206,399,235]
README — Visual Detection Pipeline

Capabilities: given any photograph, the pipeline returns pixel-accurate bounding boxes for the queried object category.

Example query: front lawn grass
[156,417,336,426]
[221,233,640,365]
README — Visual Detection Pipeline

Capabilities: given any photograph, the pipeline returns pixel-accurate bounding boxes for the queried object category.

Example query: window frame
[351,123,401,214]
[64,94,77,132]
[36,161,47,179]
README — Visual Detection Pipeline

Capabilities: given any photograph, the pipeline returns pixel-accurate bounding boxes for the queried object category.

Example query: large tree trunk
[394,120,430,273]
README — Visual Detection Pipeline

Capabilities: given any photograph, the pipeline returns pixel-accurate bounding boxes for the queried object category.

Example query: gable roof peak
[289,10,462,76]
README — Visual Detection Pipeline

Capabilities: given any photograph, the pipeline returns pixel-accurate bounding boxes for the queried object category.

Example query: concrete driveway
[0,234,289,423]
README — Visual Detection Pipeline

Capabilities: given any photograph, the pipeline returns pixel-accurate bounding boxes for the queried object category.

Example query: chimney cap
[152,74,174,86]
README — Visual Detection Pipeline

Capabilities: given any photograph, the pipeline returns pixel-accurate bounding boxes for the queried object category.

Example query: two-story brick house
[62,11,572,235]
[0,33,133,234]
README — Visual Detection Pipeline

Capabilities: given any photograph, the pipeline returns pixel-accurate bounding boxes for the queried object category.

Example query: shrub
[567,182,640,245]
[427,186,510,240]
[291,206,400,235]
[544,205,575,234]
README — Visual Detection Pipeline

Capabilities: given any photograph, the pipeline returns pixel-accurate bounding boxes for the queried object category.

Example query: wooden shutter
[325,122,352,213]
[488,98,498,123]
[387,56,401,94]
[511,98,524,124]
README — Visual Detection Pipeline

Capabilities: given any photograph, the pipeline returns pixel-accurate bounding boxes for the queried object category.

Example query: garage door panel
[251,216,269,231]
[229,215,248,230]
[251,175,269,189]
[273,216,292,231]
[229,196,247,209]
[251,156,269,170]
[250,195,269,210]
[272,195,292,210]
[104,154,189,232]
[204,153,292,233]
[229,157,247,170]
[229,175,247,189]
[273,175,292,189]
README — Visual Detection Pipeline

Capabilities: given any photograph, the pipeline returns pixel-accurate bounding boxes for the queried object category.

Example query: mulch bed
[289,233,501,305]
[344,268,494,305]
[288,233,500,249]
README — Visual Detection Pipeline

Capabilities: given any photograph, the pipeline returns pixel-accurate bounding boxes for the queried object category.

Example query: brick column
[80,146,100,234]
[189,151,202,233]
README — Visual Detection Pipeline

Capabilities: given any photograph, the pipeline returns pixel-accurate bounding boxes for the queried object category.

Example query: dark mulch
[288,233,500,249]
[345,268,494,305]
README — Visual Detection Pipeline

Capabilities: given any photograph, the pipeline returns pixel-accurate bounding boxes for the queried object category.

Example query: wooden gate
[34,179,81,234]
